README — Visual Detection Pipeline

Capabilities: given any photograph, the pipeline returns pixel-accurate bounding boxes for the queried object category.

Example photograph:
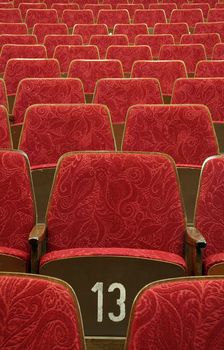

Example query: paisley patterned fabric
[149,3,177,19]
[181,33,221,59]
[13,78,85,123]
[133,0,162,9]
[52,3,79,20]
[72,24,108,44]
[0,79,9,110]
[0,35,37,50]
[44,0,70,8]
[113,24,148,44]
[4,58,61,96]
[0,274,85,350]
[32,23,68,44]
[126,278,224,350]
[89,34,128,58]
[46,152,186,255]
[0,9,22,23]
[159,44,206,75]
[0,23,28,35]
[181,3,210,18]
[134,34,174,59]
[170,9,203,28]
[97,9,131,29]
[19,104,115,167]
[195,60,224,78]
[62,9,94,28]
[93,78,163,123]
[44,34,83,58]
[14,0,42,7]
[116,4,144,20]
[40,247,187,269]
[106,45,152,74]
[194,22,224,42]
[0,106,12,148]
[75,0,98,10]
[131,60,187,96]
[172,78,224,122]
[208,9,224,22]
[84,4,112,21]
[103,0,128,9]
[0,150,35,254]
[122,105,218,167]
[133,9,167,28]
[53,45,99,74]
[68,59,123,94]
[0,44,47,74]
[19,3,47,20]
[25,9,59,28]
[154,22,190,44]
[212,43,224,59]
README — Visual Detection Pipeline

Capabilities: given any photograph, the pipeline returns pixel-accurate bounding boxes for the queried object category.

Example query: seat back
[194,22,224,42]
[149,3,177,19]
[52,3,79,20]
[0,23,28,35]
[116,4,144,20]
[133,9,167,28]
[0,9,22,23]
[180,33,221,59]
[208,9,224,22]
[212,43,224,59]
[73,24,108,44]
[0,34,37,50]
[0,79,9,110]
[113,24,148,44]
[25,9,58,28]
[19,3,47,20]
[195,60,224,77]
[33,23,68,44]
[170,8,204,28]
[44,34,82,57]
[89,34,128,58]
[75,0,98,9]
[134,33,174,59]
[154,22,190,43]
[62,9,94,28]
[0,105,12,148]
[181,3,210,18]
[102,0,128,9]
[84,4,112,21]
[97,9,130,29]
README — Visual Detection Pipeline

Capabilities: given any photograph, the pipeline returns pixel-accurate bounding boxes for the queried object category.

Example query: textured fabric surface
[44,34,82,57]
[68,59,123,93]
[154,23,189,43]
[159,44,206,75]
[116,4,144,20]
[208,9,224,22]
[89,34,128,58]
[195,22,224,42]
[93,78,162,123]
[181,33,221,59]
[149,3,177,19]
[122,105,218,166]
[32,23,68,44]
[106,45,152,73]
[53,45,99,73]
[181,3,210,18]
[73,24,108,44]
[46,152,186,255]
[0,246,29,261]
[0,150,35,253]
[131,60,187,96]
[0,79,9,110]
[0,106,12,148]
[113,24,148,44]
[133,9,166,28]
[44,0,71,9]
[0,34,37,50]
[0,9,22,23]
[172,78,224,122]
[0,23,28,35]
[52,3,79,20]
[204,253,224,273]
[19,3,47,19]
[25,9,58,28]
[126,278,224,350]
[195,60,224,78]
[19,104,115,167]
[0,275,84,350]
[134,34,174,58]
[103,0,128,9]
[170,9,203,27]
[62,9,94,27]
[75,0,98,9]
[4,58,61,95]
[212,43,224,59]
[97,9,130,28]
[13,78,85,123]
[84,4,112,21]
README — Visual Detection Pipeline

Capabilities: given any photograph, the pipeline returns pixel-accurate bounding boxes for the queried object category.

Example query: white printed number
[91,282,126,323]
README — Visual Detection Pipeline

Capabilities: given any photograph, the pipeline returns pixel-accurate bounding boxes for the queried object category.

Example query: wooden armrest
[185,227,206,249]
[29,224,47,273]
[29,223,46,243]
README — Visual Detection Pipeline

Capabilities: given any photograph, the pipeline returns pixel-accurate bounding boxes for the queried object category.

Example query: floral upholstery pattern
[116,4,144,20]
[149,3,177,19]
[0,23,28,35]
[194,22,224,42]
[25,9,58,28]
[84,4,112,21]
[97,9,130,28]
[19,3,47,19]
[32,23,68,44]
[154,23,190,43]
[0,106,12,148]
[0,34,37,50]
[133,9,167,28]
[181,33,221,59]
[134,34,174,58]
[170,9,203,28]
[73,24,108,44]
[208,9,224,22]
[103,0,128,9]
[62,9,94,28]
[212,43,224,59]
[89,34,128,58]
[52,3,79,20]
[195,60,224,78]
[181,3,210,18]
[44,34,82,57]
[0,79,9,110]
[0,9,22,23]
[113,24,148,44]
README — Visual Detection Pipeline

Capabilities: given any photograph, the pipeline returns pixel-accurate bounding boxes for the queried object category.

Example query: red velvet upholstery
[116,4,144,20]
[89,34,128,58]
[0,79,9,110]
[14,0,42,8]
[208,9,224,22]
[93,78,163,123]
[159,44,206,75]
[84,4,112,21]
[170,9,203,28]
[181,3,210,18]
[162,0,186,9]
[131,60,187,96]
[180,33,221,59]
[0,9,22,23]
[0,2,13,8]
[133,0,162,8]
[97,9,130,29]
[25,9,59,28]
[4,58,61,96]
[106,45,152,74]
[212,43,224,59]
[75,0,98,10]
[0,44,47,74]
[52,3,79,20]
[46,152,186,256]
[194,22,224,42]
[154,22,190,44]
[0,105,12,148]
[0,274,85,350]
[73,24,108,44]
[0,23,28,35]
[149,3,177,19]
[0,35,37,50]
[62,9,94,28]
[44,34,83,57]
[0,150,35,264]
[192,0,216,8]
[134,34,174,59]
[44,0,70,8]
[113,24,148,44]
[19,104,115,168]
[32,23,68,44]
[122,105,218,167]
[53,45,99,74]
[68,60,123,94]
[133,9,167,28]
[126,277,224,350]
[19,3,47,20]
[13,78,85,123]
[195,60,224,77]
[103,0,128,9]
[215,3,224,8]
[194,155,224,273]
[172,78,224,122]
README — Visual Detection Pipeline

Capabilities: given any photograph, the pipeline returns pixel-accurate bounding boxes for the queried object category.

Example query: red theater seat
[0,9,22,23]
[0,34,37,50]
[180,33,221,59]
[149,3,177,19]
[73,24,108,44]
[135,33,174,58]
[19,3,47,20]
[195,60,224,77]
[44,34,83,57]
[0,23,28,35]
[25,9,59,29]
[84,4,112,21]
[51,3,79,20]
[32,23,68,44]
[133,9,167,30]
[194,21,224,42]
[89,34,128,58]
[97,9,130,30]
[181,3,210,18]
[113,23,148,44]
[154,22,190,43]
[212,42,224,59]
[170,8,204,30]
[62,9,94,29]
[0,105,12,148]
[116,4,144,20]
